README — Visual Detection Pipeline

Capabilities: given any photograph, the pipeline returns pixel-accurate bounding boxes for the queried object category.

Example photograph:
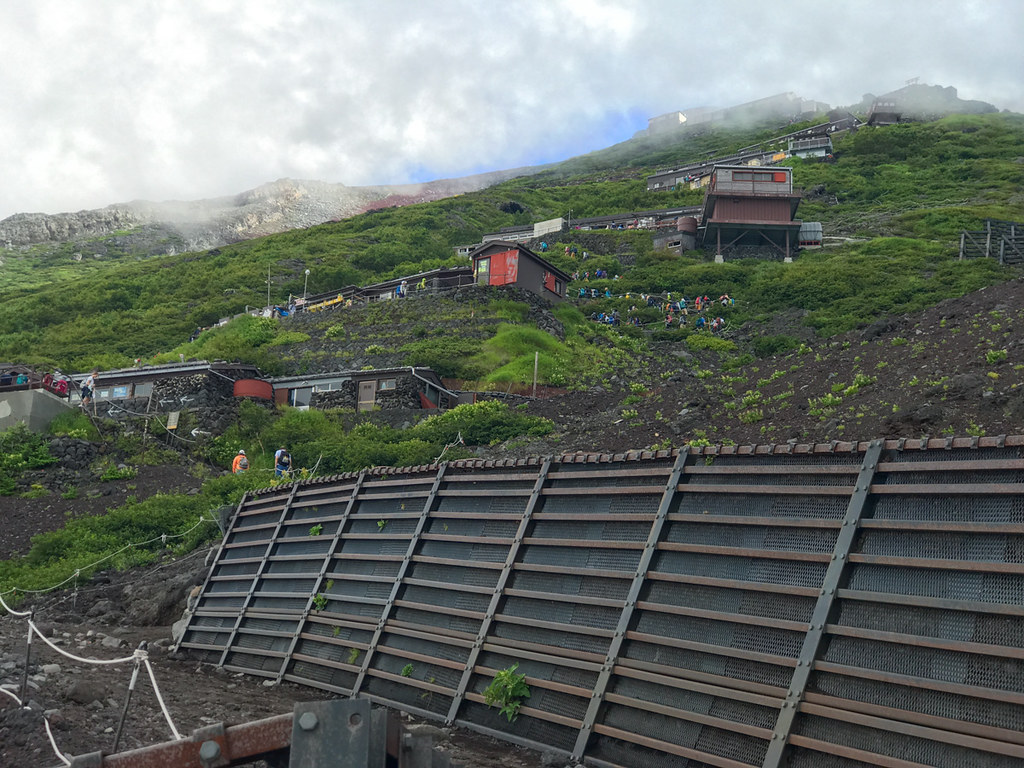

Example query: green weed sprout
[483,663,531,722]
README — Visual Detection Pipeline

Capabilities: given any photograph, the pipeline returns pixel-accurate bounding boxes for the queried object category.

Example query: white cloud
[0,0,1021,218]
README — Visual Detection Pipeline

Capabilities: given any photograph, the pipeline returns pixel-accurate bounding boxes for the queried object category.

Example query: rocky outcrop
[0,168,536,256]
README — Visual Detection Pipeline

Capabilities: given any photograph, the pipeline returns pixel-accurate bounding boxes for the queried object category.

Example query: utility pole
[304,269,311,299]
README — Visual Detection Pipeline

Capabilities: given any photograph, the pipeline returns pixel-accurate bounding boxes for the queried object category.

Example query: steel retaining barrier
[180,436,1024,768]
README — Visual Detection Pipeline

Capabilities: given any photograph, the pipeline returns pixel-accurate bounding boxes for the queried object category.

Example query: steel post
[445,458,552,725]
[760,439,883,768]
[276,472,368,683]
[219,482,302,668]
[571,448,690,760]
[352,464,448,696]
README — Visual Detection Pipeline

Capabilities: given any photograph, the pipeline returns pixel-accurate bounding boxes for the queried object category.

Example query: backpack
[238,456,249,470]
[279,452,291,467]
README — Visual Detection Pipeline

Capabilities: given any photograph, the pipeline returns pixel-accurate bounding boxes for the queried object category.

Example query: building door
[475,258,489,285]
[358,381,376,411]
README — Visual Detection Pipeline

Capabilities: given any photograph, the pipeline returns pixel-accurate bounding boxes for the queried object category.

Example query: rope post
[112,642,146,752]
[20,610,34,705]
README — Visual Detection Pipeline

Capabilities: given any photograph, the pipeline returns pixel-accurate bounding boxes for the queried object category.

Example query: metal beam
[761,439,883,768]
[351,463,447,696]
[572,448,690,761]
[275,471,368,683]
[218,482,303,668]
[444,457,552,725]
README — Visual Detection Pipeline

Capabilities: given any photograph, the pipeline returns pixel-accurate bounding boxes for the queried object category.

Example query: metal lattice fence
[181,437,1024,768]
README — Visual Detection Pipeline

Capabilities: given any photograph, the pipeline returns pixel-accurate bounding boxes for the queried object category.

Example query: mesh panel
[364,674,452,716]
[859,530,1017,561]
[491,620,610,655]
[846,564,1024,605]
[391,605,481,635]
[834,599,1024,649]
[435,495,526,515]
[519,544,641,572]
[510,570,631,601]
[872,494,1024,522]
[824,636,1024,693]
[622,639,794,689]
[677,492,849,520]
[418,539,509,562]
[502,596,621,630]
[796,713,1021,768]
[531,519,652,542]
[600,700,768,765]
[643,580,816,624]
[663,521,838,553]
[459,701,577,751]
[407,561,500,588]
[652,550,827,589]
[813,671,1024,733]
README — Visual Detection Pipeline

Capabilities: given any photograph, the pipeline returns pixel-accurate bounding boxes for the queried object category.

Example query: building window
[476,258,490,285]
[379,379,396,391]
[732,171,775,182]
[133,382,153,398]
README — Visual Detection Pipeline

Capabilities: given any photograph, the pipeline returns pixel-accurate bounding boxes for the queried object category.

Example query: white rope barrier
[0,591,32,617]
[0,685,22,705]
[27,621,141,666]
[43,715,72,766]
[143,657,182,740]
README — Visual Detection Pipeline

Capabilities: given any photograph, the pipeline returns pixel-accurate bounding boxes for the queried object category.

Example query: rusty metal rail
[69,698,455,767]
[181,437,1024,768]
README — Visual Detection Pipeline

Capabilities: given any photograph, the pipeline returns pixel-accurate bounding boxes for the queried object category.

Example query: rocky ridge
[0,167,536,255]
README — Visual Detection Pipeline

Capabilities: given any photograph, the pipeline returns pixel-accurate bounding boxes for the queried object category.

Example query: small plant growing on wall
[483,663,531,722]
[309,523,323,536]
[312,593,328,611]
[401,663,415,677]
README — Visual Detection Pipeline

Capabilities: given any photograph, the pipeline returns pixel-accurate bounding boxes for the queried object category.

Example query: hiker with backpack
[275,447,292,478]
[232,450,249,474]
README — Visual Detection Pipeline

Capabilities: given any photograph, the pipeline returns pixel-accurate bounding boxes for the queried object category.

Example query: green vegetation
[0,424,57,495]
[3,110,1024,606]
[2,113,1019,371]
[483,663,531,722]
[0,471,263,595]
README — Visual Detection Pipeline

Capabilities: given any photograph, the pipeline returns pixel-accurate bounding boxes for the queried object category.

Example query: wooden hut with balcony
[697,166,803,261]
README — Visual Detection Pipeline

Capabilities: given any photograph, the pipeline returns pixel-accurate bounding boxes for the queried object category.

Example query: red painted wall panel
[488,249,519,286]
[235,379,274,400]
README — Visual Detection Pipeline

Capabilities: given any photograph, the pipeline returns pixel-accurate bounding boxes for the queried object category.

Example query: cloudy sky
[1,0,1020,220]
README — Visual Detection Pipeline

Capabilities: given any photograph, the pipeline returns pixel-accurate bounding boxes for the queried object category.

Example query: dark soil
[496,278,1024,458]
